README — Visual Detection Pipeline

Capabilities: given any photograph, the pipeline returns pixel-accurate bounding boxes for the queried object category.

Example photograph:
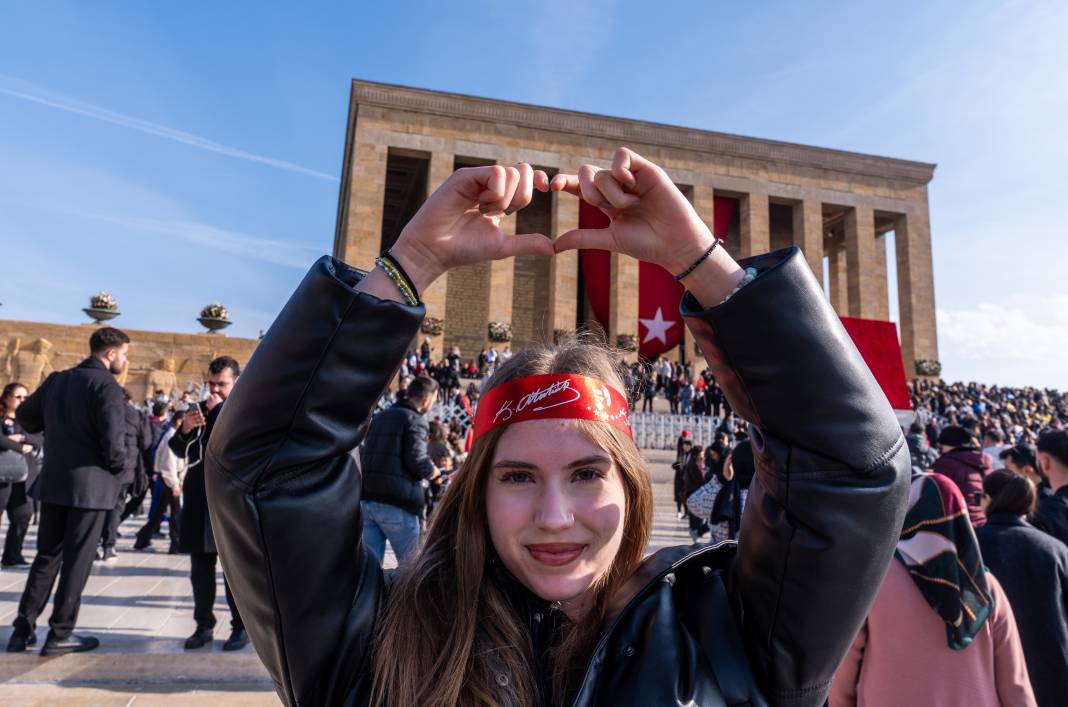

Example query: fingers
[594,169,639,209]
[611,147,645,189]
[478,165,519,215]
[505,163,534,215]
[553,228,617,253]
[496,233,555,259]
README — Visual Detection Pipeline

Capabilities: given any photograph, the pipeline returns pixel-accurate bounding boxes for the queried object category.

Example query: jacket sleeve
[156,430,181,489]
[988,574,1038,707]
[402,417,437,480]
[14,373,52,434]
[681,248,910,707]
[205,256,423,707]
[94,382,128,474]
[0,435,23,452]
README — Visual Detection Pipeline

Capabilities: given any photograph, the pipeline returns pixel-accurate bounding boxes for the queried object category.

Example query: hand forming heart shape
[383,147,745,309]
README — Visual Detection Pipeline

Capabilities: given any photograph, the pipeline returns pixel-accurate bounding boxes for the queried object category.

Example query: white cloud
[84,213,323,270]
[0,75,338,182]
[937,296,1068,389]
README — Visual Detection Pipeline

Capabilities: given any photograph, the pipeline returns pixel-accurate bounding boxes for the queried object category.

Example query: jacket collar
[78,356,108,371]
[1055,485,1068,500]
[983,512,1029,528]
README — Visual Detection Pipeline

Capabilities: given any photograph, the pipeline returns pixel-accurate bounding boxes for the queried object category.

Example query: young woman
[207,148,910,706]
[977,471,1068,707]
[0,382,41,567]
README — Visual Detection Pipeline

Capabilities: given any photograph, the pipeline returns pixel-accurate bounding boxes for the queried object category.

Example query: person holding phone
[168,356,247,652]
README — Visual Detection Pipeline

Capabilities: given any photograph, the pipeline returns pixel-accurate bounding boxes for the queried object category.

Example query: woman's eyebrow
[492,459,539,470]
[566,455,613,469]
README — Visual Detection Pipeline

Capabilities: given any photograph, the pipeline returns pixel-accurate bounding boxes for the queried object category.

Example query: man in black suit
[6,327,130,656]
[170,355,246,652]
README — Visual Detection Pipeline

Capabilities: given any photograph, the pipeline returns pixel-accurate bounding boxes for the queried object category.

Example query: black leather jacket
[207,248,910,707]
[359,399,437,515]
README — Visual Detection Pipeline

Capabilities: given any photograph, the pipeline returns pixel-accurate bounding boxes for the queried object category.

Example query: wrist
[678,243,745,309]
[389,238,444,294]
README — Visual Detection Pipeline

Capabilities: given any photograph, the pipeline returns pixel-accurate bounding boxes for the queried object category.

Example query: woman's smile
[525,542,587,567]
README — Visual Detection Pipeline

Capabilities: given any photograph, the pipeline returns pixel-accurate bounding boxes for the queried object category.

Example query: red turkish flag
[579,198,736,359]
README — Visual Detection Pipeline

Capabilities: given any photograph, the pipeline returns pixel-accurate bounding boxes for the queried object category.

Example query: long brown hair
[371,336,654,706]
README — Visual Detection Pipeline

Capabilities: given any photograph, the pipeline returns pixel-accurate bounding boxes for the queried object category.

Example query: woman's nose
[533,486,574,530]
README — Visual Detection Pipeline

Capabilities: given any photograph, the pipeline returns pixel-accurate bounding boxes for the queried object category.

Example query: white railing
[629,413,722,449]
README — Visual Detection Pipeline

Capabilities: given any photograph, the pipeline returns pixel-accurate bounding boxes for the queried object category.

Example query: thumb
[553,228,616,253]
[495,233,554,259]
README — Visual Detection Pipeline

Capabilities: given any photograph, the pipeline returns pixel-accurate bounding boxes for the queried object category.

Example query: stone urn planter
[198,303,232,334]
[197,316,232,334]
[83,307,120,324]
[84,291,120,324]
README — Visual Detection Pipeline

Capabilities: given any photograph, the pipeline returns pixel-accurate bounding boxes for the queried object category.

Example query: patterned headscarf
[895,472,993,650]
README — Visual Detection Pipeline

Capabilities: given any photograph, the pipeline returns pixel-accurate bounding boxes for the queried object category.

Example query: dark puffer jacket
[932,447,992,527]
[358,399,436,515]
[206,248,910,707]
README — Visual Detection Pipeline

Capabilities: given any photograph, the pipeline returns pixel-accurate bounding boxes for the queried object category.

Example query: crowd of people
[1,327,249,656]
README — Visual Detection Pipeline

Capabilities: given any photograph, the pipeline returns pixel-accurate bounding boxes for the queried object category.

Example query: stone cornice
[351,80,936,185]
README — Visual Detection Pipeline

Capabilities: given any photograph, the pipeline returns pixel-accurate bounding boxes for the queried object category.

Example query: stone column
[872,232,890,321]
[548,180,580,340]
[792,199,824,286]
[895,205,939,378]
[486,213,516,347]
[608,253,640,360]
[827,239,849,315]
[844,205,881,319]
[739,191,770,258]
[419,151,454,359]
[338,137,388,270]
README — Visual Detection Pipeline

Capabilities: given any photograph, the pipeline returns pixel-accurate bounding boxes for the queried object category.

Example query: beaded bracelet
[673,238,723,281]
[375,256,420,306]
[380,251,421,302]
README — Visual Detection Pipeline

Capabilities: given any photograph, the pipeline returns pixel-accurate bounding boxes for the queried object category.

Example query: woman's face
[486,419,627,612]
[3,386,28,416]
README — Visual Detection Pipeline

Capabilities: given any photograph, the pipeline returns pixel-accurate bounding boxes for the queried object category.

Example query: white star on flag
[639,307,677,345]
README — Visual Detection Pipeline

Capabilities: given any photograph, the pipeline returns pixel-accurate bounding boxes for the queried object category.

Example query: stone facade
[0,320,259,397]
[334,80,939,376]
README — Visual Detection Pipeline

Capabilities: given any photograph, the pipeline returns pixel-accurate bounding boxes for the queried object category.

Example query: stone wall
[0,319,260,399]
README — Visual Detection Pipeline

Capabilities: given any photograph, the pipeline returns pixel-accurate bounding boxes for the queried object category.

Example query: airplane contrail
[0,78,339,182]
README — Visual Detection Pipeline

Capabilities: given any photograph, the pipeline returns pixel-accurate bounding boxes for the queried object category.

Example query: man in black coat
[6,327,130,656]
[169,356,246,652]
[98,390,152,561]
[359,375,439,565]
[1032,430,1068,546]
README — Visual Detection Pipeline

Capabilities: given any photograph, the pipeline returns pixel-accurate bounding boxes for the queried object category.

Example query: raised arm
[205,258,423,705]
[206,164,554,707]
[552,147,910,707]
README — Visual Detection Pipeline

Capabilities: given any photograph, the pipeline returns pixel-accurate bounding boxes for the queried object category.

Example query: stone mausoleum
[334,80,938,378]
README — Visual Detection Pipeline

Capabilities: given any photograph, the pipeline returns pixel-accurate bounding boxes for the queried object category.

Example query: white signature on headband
[493,379,582,424]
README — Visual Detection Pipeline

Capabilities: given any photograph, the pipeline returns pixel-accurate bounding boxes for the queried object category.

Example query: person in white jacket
[134,410,188,553]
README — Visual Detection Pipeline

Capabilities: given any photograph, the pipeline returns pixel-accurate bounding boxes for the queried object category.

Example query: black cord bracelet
[382,250,421,302]
[673,238,723,281]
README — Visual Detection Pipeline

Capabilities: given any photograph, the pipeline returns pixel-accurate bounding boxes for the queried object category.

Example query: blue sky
[2,1,1065,388]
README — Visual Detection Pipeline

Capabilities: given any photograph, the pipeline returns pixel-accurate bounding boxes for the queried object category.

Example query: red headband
[472,373,632,441]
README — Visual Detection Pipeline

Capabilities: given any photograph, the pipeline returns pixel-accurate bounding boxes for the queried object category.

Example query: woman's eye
[500,471,533,484]
[573,468,604,482]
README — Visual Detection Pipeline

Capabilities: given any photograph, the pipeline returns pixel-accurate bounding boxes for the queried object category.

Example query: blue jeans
[361,501,421,565]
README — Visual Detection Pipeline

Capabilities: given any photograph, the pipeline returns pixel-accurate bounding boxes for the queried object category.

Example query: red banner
[839,317,911,411]
[579,198,736,359]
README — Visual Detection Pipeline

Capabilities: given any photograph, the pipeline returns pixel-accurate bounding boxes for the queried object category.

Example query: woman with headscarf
[830,472,1035,707]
